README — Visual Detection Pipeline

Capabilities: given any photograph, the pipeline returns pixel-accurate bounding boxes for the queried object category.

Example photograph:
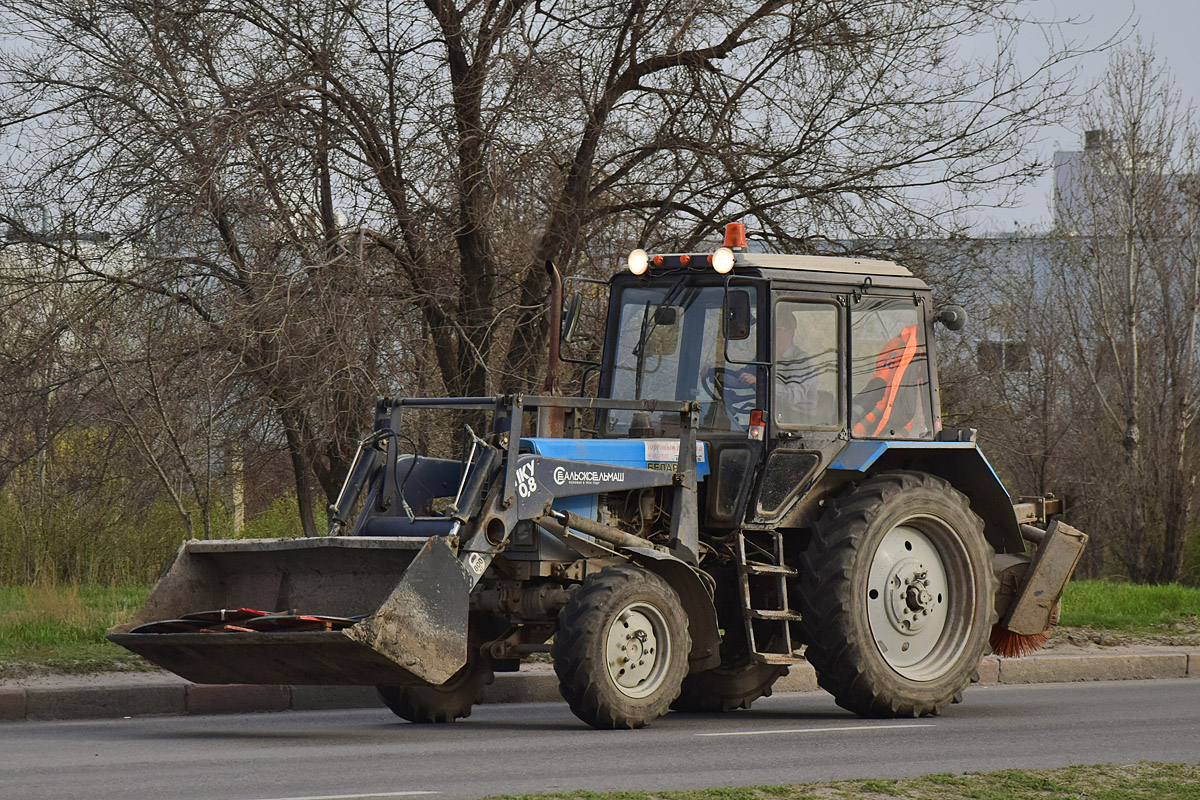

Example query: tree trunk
[279,408,319,538]
[1155,428,1192,583]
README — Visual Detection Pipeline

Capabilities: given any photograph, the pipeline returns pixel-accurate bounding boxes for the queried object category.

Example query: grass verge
[1050,580,1200,647]
[0,584,153,678]
[1059,580,1200,629]
[470,762,1199,800]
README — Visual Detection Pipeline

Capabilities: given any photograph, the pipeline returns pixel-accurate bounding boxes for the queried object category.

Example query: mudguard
[623,546,722,672]
[829,440,1024,554]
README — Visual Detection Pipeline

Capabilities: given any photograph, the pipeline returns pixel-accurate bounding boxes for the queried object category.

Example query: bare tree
[1053,43,1200,582]
[1,0,1088,535]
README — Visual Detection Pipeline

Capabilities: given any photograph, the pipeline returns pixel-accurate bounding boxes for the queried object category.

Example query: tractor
[109,223,1086,728]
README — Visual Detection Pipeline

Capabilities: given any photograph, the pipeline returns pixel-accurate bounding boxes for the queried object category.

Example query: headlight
[712,247,735,274]
[628,248,649,275]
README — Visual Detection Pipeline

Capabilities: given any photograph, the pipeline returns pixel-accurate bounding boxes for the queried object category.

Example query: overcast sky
[969,0,1200,233]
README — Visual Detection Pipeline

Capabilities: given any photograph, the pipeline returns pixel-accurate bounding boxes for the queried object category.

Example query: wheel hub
[605,604,670,699]
[866,522,966,680]
[884,558,939,635]
[625,630,646,661]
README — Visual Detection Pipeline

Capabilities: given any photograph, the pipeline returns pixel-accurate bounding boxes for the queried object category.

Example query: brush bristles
[990,603,1061,658]
[990,625,1050,657]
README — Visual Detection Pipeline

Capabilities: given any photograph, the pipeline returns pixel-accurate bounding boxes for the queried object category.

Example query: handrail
[384,394,696,414]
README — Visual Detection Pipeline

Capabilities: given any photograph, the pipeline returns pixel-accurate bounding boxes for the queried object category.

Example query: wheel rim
[605,601,672,699]
[865,515,975,682]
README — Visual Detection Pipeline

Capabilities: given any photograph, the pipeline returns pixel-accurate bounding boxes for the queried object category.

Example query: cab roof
[640,251,913,278]
[732,252,912,277]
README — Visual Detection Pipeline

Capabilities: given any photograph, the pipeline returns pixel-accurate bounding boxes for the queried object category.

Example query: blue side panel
[521,438,709,524]
[521,438,710,479]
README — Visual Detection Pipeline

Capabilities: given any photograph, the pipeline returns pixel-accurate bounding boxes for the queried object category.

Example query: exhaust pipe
[538,260,567,437]
[543,260,562,394]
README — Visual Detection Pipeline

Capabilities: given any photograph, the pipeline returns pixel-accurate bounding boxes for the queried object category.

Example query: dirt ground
[1042,622,1200,653]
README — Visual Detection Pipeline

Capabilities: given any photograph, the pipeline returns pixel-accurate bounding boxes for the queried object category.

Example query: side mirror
[937,305,968,332]
[653,306,677,326]
[562,292,583,343]
[644,308,681,356]
[724,289,751,340]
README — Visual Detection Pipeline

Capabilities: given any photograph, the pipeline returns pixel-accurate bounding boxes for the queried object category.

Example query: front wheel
[553,563,690,729]
[798,471,997,718]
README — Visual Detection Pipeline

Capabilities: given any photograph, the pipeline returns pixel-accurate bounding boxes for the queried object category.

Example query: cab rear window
[850,298,933,439]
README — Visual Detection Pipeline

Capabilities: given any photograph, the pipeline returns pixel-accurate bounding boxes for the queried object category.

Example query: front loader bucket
[108,535,473,686]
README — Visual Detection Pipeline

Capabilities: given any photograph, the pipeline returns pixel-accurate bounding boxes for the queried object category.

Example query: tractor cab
[594,224,942,530]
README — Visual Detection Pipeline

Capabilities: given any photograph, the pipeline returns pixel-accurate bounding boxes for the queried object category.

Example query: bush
[241,492,304,539]
[0,483,312,586]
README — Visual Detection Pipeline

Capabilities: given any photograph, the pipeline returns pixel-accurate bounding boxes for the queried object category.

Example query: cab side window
[850,298,933,439]
[774,301,839,428]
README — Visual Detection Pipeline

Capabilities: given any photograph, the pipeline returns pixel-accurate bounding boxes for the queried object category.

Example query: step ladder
[736,530,804,664]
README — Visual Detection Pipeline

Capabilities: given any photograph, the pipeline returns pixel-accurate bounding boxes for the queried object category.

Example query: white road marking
[250,792,438,800]
[697,723,934,737]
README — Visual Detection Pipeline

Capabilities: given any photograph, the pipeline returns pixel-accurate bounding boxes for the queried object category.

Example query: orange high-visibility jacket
[852,324,922,438]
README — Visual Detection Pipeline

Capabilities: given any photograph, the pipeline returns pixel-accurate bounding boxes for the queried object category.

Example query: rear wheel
[553,563,689,729]
[376,656,494,723]
[672,562,787,713]
[798,471,996,717]
[671,655,787,712]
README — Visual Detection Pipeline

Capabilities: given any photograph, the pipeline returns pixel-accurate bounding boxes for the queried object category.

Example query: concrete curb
[1,649,1195,723]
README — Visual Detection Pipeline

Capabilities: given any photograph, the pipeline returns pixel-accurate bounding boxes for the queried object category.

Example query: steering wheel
[700,366,757,415]
[700,366,728,402]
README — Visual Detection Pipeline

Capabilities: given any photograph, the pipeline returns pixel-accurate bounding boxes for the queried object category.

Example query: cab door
[754,291,847,521]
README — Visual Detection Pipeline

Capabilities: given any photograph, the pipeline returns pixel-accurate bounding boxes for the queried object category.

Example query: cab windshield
[606,281,758,436]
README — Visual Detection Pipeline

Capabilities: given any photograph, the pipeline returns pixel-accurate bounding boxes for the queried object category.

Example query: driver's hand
[733,368,756,388]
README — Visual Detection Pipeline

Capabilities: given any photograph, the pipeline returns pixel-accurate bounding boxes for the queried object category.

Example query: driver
[703,310,818,422]
[770,310,818,422]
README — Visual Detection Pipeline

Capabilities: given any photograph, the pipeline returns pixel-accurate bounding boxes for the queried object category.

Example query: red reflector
[748,408,765,441]
[679,254,691,266]
[653,255,664,266]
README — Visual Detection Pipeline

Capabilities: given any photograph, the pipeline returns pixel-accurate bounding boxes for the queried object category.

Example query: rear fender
[829,441,1024,554]
[623,547,721,671]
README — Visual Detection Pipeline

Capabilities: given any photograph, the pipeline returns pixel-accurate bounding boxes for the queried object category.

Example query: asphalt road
[3,679,1198,800]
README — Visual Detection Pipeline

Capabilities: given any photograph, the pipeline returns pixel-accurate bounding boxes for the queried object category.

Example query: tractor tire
[376,656,494,723]
[553,563,690,729]
[798,470,997,718]
[671,655,788,713]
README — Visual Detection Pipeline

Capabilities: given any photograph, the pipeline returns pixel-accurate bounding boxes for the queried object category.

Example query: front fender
[624,547,722,671]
